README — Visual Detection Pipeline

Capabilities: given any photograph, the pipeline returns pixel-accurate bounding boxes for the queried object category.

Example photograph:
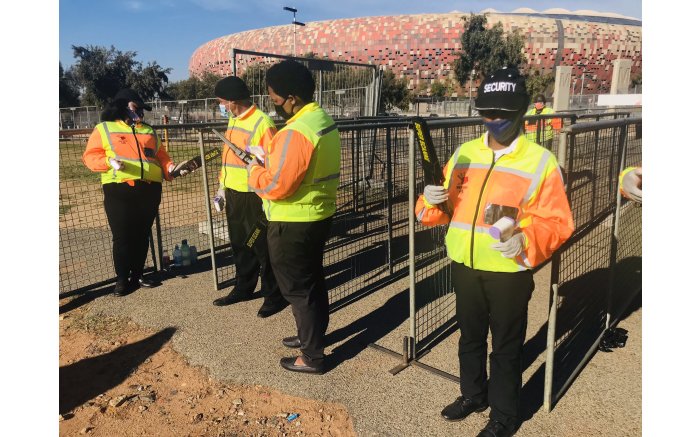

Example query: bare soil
[59,300,356,437]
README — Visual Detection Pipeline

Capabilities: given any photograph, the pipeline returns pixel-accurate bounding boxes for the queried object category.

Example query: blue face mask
[127,108,144,124]
[219,103,229,118]
[483,117,522,144]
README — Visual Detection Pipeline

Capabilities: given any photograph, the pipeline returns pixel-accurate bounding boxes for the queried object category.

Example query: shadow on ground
[59,327,176,414]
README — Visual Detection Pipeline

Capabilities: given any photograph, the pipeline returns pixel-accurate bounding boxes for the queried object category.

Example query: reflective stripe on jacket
[82,120,173,184]
[220,104,277,192]
[415,133,574,272]
[524,107,558,143]
[248,102,340,222]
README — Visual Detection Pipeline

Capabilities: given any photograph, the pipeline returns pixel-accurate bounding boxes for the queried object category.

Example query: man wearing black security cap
[210,76,286,319]
[415,68,574,436]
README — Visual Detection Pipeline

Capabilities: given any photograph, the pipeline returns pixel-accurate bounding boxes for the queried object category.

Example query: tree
[59,62,80,107]
[165,72,223,100]
[525,70,555,99]
[68,45,171,106]
[379,69,411,112]
[453,14,526,85]
[430,80,448,99]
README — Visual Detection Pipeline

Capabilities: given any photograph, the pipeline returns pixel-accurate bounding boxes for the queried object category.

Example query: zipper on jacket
[469,150,498,268]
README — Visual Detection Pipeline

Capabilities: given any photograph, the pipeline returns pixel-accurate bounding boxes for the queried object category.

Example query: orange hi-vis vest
[248,102,340,222]
[82,120,173,185]
[416,133,574,272]
[220,104,277,192]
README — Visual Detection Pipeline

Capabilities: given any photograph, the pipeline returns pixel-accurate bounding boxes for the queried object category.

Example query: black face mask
[127,108,145,124]
[274,103,293,121]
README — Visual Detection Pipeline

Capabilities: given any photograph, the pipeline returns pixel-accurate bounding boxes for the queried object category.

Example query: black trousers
[267,217,333,365]
[225,189,281,302]
[452,261,535,429]
[103,181,161,282]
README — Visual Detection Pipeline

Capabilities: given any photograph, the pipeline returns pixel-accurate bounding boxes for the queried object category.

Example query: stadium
[189,8,642,95]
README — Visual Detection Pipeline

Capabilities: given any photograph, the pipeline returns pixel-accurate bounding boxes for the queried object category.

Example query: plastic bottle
[162,250,171,270]
[181,239,191,267]
[189,245,197,265]
[173,244,182,266]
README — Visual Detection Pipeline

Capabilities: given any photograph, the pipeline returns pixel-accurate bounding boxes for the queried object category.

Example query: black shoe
[282,336,301,348]
[113,279,131,297]
[440,396,488,422]
[257,299,289,318]
[137,277,159,288]
[279,356,324,375]
[476,420,515,437]
[213,292,252,306]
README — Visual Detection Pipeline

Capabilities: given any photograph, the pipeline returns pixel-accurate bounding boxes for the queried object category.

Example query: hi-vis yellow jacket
[416,133,574,272]
[220,104,277,192]
[248,102,340,222]
[82,120,173,185]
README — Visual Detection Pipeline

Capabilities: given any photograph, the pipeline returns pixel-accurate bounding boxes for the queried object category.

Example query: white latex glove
[172,160,191,177]
[622,167,642,203]
[109,158,124,171]
[213,187,226,212]
[491,233,526,258]
[423,185,449,205]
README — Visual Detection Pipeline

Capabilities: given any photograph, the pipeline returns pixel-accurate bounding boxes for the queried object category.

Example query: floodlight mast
[283,6,305,56]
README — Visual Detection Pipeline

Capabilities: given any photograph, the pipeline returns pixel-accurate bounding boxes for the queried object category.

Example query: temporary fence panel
[144,99,223,125]
[59,107,100,129]
[232,49,380,119]
[543,117,642,411]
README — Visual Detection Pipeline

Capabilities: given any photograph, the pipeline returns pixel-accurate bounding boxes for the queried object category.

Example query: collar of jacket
[233,104,256,121]
[285,102,319,125]
[478,133,530,161]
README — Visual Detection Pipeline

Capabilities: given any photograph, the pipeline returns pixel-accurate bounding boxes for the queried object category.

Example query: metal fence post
[544,272,559,413]
[197,130,219,290]
[408,127,417,353]
[386,126,394,274]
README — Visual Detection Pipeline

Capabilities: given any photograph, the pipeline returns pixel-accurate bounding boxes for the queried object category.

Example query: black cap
[534,94,546,103]
[474,67,529,112]
[214,76,251,101]
[114,88,152,111]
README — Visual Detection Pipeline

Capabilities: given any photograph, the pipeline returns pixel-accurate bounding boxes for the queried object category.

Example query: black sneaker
[440,396,488,422]
[477,420,515,437]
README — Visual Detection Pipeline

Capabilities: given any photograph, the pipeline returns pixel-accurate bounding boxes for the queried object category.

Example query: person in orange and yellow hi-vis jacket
[524,94,561,149]
[209,76,285,318]
[417,69,574,437]
[247,60,340,375]
[83,88,190,297]
[620,166,642,203]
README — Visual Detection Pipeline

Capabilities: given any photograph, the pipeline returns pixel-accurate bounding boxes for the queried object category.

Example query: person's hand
[423,185,448,205]
[172,160,191,177]
[491,233,525,258]
[622,167,642,203]
[213,187,226,212]
[246,157,263,173]
[109,158,124,171]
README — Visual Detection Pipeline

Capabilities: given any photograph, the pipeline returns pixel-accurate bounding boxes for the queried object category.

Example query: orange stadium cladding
[189,11,642,95]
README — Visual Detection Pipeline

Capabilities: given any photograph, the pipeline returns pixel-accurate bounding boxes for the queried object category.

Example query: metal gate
[232,49,381,119]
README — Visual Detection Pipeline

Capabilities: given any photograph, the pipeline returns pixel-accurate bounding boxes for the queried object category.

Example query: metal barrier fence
[58,115,641,411]
[543,118,642,411]
[232,49,381,118]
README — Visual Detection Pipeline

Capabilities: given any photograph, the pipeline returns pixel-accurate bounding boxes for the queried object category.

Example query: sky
[59,0,642,82]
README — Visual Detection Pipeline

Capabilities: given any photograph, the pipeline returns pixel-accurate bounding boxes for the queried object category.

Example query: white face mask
[219,103,230,118]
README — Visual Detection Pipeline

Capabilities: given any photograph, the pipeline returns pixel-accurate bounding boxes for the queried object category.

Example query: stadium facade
[189,8,641,95]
